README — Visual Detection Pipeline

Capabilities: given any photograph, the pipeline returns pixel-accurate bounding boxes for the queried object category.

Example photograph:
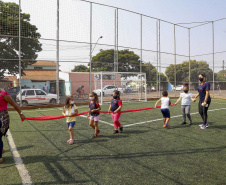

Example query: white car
[93,85,123,96]
[174,85,184,91]
[17,89,58,106]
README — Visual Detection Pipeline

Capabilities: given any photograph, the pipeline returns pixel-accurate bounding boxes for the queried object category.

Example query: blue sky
[88,0,226,23]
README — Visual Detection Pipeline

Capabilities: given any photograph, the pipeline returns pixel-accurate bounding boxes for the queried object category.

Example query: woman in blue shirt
[194,74,211,130]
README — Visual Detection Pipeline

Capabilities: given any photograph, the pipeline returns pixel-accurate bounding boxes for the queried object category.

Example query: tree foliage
[89,49,168,86]
[71,65,88,72]
[0,1,42,78]
[165,60,214,84]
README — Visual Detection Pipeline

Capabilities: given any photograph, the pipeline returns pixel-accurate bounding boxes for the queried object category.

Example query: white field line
[7,129,33,185]
[79,115,114,127]
[123,107,226,127]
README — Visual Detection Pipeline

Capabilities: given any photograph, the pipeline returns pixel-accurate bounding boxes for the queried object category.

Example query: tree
[165,60,214,85]
[90,49,140,73]
[216,70,226,89]
[0,1,42,79]
[71,65,88,72]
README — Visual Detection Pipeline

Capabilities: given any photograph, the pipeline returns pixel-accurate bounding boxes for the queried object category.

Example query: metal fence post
[174,24,176,97]
[140,14,142,73]
[158,20,161,96]
[188,28,191,91]
[56,0,60,104]
[19,0,22,106]
[156,20,159,98]
[212,21,215,97]
[89,2,92,93]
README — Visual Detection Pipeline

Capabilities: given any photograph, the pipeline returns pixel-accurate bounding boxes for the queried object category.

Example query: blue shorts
[161,109,170,118]
[67,121,76,128]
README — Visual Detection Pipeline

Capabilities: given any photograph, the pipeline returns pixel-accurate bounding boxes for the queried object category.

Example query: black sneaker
[113,130,119,134]
[119,126,123,133]
[181,122,187,125]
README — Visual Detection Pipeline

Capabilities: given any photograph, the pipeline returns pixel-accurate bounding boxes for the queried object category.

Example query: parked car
[174,85,184,91]
[17,89,58,106]
[6,86,30,102]
[93,85,123,96]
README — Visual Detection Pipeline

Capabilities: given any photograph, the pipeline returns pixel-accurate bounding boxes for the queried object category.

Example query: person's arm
[155,99,161,108]
[70,108,78,117]
[193,93,199,102]
[91,105,101,113]
[202,90,210,106]
[108,104,112,115]
[62,107,68,117]
[114,100,122,113]
[114,105,122,113]
[169,100,172,106]
[175,97,182,105]
[3,95,25,121]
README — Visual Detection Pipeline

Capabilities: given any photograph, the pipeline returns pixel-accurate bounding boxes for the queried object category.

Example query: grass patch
[1,99,226,184]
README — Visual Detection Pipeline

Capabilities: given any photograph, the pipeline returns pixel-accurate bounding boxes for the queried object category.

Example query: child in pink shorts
[87,92,101,139]
[108,90,123,134]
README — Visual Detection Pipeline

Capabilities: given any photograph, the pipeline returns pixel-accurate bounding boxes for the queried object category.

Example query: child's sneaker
[189,121,192,125]
[163,124,170,128]
[68,139,74,144]
[2,149,6,154]
[113,130,119,134]
[97,130,101,135]
[119,126,123,133]
[200,124,207,130]
[199,124,208,127]
[181,122,186,125]
[92,134,98,139]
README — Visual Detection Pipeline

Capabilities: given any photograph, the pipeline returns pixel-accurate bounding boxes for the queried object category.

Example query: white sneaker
[199,124,208,127]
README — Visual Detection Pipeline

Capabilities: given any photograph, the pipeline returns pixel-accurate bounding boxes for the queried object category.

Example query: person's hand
[91,110,94,113]
[175,103,177,106]
[108,111,111,115]
[87,115,90,119]
[20,114,26,121]
[202,101,207,106]
[193,98,196,102]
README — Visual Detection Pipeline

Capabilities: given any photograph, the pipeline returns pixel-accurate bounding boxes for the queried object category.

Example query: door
[24,90,36,104]
[35,90,47,103]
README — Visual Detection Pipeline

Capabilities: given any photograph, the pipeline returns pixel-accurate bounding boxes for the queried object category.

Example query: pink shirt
[0,91,10,111]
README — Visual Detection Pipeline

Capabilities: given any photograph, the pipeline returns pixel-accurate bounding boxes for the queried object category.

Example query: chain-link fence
[1,0,226,106]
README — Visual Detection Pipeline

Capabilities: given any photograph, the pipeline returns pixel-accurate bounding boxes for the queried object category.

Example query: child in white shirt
[175,85,195,125]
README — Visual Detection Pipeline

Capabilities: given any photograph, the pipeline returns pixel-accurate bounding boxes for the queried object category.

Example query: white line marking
[7,129,33,185]
[124,108,226,127]
[79,115,114,126]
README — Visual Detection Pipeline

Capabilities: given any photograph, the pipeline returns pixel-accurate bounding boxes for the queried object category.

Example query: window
[26,90,35,96]
[34,67,43,69]
[35,90,46,96]
[21,91,26,96]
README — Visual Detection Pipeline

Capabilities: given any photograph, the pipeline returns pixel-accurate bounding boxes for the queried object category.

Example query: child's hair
[90,92,99,103]
[162,90,168,97]
[113,90,120,98]
[65,96,73,108]
[183,83,189,89]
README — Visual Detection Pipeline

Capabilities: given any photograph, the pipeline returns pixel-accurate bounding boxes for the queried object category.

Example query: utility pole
[223,60,225,71]
[149,61,151,88]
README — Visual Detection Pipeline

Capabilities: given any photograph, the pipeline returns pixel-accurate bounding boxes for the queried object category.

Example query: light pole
[89,36,103,93]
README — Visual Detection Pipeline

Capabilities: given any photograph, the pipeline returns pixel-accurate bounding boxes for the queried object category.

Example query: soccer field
[1,99,226,185]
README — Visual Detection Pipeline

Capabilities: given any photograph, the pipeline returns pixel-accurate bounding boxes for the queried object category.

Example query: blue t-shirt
[111,98,122,112]
[89,101,100,116]
[197,82,211,103]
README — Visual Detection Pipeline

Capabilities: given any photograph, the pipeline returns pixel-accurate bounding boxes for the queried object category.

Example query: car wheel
[22,100,28,107]
[50,99,56,104]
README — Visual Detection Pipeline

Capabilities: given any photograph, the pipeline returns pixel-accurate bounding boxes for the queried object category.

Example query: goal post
[93,72,147,105]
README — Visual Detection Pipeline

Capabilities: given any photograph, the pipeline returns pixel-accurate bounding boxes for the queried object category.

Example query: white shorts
[90,115,100,121]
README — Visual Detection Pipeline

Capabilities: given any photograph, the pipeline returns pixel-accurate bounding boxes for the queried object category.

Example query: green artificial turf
[1,99,226,185]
